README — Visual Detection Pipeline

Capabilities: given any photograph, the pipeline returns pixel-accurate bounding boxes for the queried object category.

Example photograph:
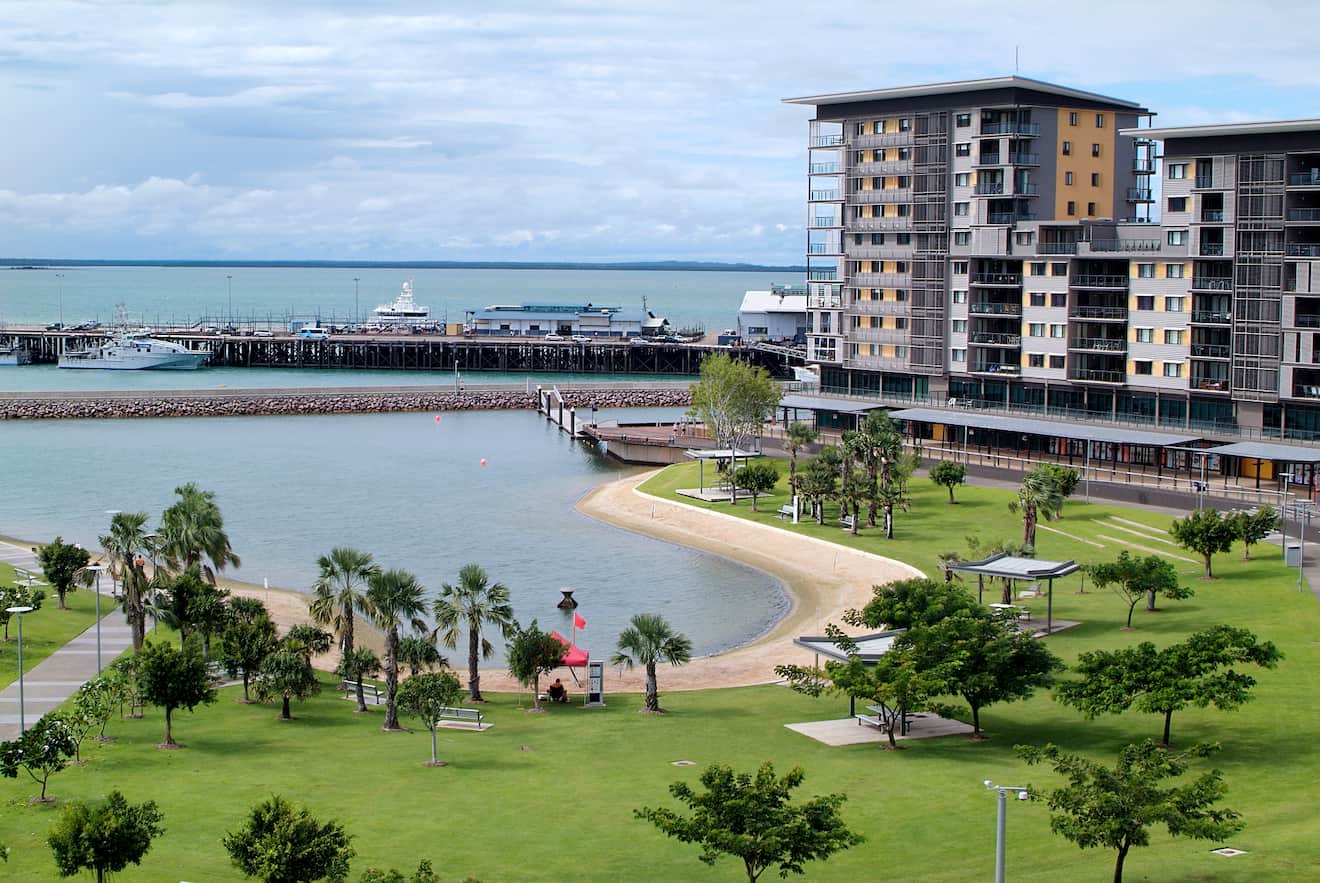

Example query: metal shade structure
[793,630,906,717]
[946,553,1080,633]
[685,448,760,497]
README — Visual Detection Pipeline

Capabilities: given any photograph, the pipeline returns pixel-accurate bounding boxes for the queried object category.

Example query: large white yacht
[372,280,430,325]
[59,333,209,370]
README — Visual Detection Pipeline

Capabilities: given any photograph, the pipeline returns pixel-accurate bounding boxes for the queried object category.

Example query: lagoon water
[0,408,787,659]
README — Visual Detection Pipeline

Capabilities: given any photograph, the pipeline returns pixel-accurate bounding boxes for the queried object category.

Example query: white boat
[372,280,430,325]
[0,346,32,366]
[58,332,208,370]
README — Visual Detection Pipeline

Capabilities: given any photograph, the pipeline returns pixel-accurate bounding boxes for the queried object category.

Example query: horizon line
[0,258,808,273]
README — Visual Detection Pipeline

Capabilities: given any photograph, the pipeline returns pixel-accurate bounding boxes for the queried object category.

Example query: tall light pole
[104,510,122,597]
[353,276,360,326]
[85,564,107,674]
[985,780,1030,883]
[7,605,35,734]
[55,272,64,328]
[226,274,233,326]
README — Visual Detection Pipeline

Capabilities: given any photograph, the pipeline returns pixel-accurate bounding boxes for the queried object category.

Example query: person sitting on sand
[547,679,568,703]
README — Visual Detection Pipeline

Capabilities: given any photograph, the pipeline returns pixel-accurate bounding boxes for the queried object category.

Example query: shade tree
[48,790,165,883]
[732,460,780,511]
[223,795,354,883]
[1228,506,1279,561]
[0,583,45,640]
[137,639,217,747]
[336,648,383,714]
[36,536,91,610]
[687,352,781,504]
[1084,551,1193,628]
[396,670,463,766]
[506,619,568,711]
[844,578,980,632]
[1170,509,1237,578]
[397,635,447,677]
[0,713,77,801]
[255,642,321,721]
[221,611,279,703]
[929,460,967,504]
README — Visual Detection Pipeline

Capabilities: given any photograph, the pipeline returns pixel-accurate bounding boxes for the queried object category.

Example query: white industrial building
[737,284,809,342]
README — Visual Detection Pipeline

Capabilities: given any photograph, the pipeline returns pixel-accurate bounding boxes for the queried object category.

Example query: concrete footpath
[0,540,132,741]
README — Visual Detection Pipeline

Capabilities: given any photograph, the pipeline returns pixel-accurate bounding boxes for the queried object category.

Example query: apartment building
[783,76,1320,440]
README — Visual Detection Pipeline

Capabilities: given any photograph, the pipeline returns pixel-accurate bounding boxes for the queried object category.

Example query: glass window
[1015,231,1034,245]
[1166,263,1185,278]
[1136,295,1154,310]
[1095,114,1105,128]
[1091,173,1101,186]
[1029,292,1046,306]
[954,231,971,245]
[1029,353,1045,367]
[1051,292,1067,307]
[1163,362,1183,377]
[955,173,971,186]
[1049,354,1066,369]
[1133,360,1152,375]
[1164,329,1185,345]
[952,261,969,274]
[1062,141,1072,156]
[954,202,970,216]
[955,143,971,157]
[1087,202,1096,216]
[1028,322,1045,336]
[1091,143,1101,157]
[1168,230,1188,245]
[1169,163,1187,180]
[1051,262,1068,276]
[952,289,968,303]
[1138,263,1155,278]
[1135,327,1154,342]
[1067,201,1077,216]
[1050,324,1066,338]
[951,319,967,333]
[956,113,972,127]
[1065,171,1074,185]
[1167,196,1187,212]
[1030,261,1046,275]
[952,348,967,362]
[1165,296,1185,311]
[1068,112,1078,127]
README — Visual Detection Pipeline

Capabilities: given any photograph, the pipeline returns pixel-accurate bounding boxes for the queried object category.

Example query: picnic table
[989,602,1031,620]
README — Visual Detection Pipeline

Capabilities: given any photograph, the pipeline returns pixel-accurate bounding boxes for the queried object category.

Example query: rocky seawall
[0,387,692,421]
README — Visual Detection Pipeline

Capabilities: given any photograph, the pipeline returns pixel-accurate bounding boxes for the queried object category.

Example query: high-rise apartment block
[785,76,1320,439]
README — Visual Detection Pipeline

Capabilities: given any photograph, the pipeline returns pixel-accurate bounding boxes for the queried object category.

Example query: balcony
[844,245,911,260]
[809,216,841,228]
[1133,159,1158,174]
[807,269,839,281]
[851,327,909,344]
[1071,368,1125,383]
[1294,314,1320,328]
[807,243,841,255]
[1201,210,1225,223]
[970,332,1022,346]
[1194,175,1215,188]
[849,217,912,232]
[852,132,913,149]
[1191,276,1232,291]
[1287,244,1320,257]
[1089,239,1161,253]
[968,302,1023,316]
[980,122,1041,136]
[1192,377,1230,392]
[850,272,912,288]
[971,362,1022,374]
[1127,188,1154,202]
[1070,305,1127,320]
[975,182,1005,195]
[1008,153,1040,166]
[810,134,845,148]
[1289,171,1320,186]
[987,212,1040,224]
[809,162,842,175]
[810,189,842,202]
[808,294,842,309]
[1200,243,1226,256]
[1191,343,1231,358]
[850,160,910,176]
[847,299,907,316]
[1038,242,1079,254]
[1288,209,1320,222]
[1069,337,1126,352]
[1294,386,1320,400]
[848,188,913,204]
[1071,274,1128,289]
[1014,184,1040,196]
[973,154,1003,167]
[971,272,1022,286]
[848,354,910,370]
[1191,310,1232,324]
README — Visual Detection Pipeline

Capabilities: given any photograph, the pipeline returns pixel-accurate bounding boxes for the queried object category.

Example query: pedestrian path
[0,540,132,741]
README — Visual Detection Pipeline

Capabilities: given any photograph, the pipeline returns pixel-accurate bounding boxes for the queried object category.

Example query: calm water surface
[0,409,785,657]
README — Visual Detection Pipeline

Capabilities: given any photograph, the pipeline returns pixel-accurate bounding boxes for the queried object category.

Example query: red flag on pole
[573,612,587,630]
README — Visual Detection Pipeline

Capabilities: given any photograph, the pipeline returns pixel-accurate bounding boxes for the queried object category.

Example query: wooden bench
[340,680,385,705]
[989,603,1031,621]
[776,504,796,520]
[435,706,485,727]
[840,514,855,530]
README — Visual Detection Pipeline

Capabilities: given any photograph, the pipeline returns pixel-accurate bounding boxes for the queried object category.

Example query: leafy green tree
[309,547,379,657]
[857,411,905,534]
[99,512,152,651]
[611,612,693,713]
[286,624,333,658]
[784,421,818,506]
[0,582,45,640]
[137,639,217,747]
[221,612,279,702]
[732,460,780,511]
[36,536,91,610]
[845,577,980,631]
[1037,463,1081,500]
[156,566,214,646]
[1085,551,1194,627]
[223,795,354,883]
[158,482,241,581]
[357,861,438,883]
[58,704,98,765]
[366,569,429,730]
[433,563,517,702]
[1170,509,1237,579]
[256,644,321,721]
[1228,506,1279,561]
[107,653,144,720]
[687,352,781,503]
[929,460,967,504]
[74,676,122,743]
[396,671,464,766]
[506,619,567,711]
[1008,466,1065,550]
[190,583,232,660]
[798,447,840,525]
[637,761,863,883]
[230,595,270,624]
[1055,625,1282,745]
[0,713,77,800]
[48,790,165,883]
[397,636,446,677]
[1018,740,1243,883]
[336,648,382,714]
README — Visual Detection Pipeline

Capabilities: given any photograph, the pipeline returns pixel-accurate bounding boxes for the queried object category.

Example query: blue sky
[2,0,1318,263]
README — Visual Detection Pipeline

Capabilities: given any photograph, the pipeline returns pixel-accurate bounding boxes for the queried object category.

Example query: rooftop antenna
[1015,46,1020,75]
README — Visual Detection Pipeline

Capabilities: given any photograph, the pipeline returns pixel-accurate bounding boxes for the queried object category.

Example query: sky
[2,0,1319,264]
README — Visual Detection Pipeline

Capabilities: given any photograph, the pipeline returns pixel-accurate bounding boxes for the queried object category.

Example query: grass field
[0,562,107,691]
[0,467,1316,881]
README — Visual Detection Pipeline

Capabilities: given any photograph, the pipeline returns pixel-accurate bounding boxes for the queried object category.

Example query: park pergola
[685,448,759,496]
[946,553,1080,634]
[793,630,907,721]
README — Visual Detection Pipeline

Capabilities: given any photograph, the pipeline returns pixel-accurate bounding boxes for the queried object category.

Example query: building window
[1029,353,1045,367]
[1091,173,1101,187]
[1067,201,1077,216]
[1133,360,1153,375]
[1164,329,1185,345]
[1166,263,1185,278]
[1062,141,1072,156]
[856,123,866,136]
[1050,324,1066,338]
[952,289,967,303]
[1168,230,1188,246]
[1015,231,1034,245]
[952,261,969,275]
[1165,296,1185,311]
[954,231,971,245]
[1065,171,1074,185]
[1095,113,1105,128]
[955,172,971,186]
[896,233,912,244]
[1028,322,1045,336]
[1168,196,1187,212]
[951,319,967,333]
[1068,112,1078,127]
[898,147,911,160]
[1091,143,1101,157]
[1030,292,1046,306]
[956,113,971,127]
[1169,163,1188,179]
[1049,354,1066,369]
[955,143,971,157]
[1163,362,1183,378]
[952,348,967,363]
[954,202,970,216]
[1030,261,1046,275]
[898,118,911,131]
[1136,295,1155,310]
[895,317,908,329]
[895,289,909,301]
[895,346,907,357]
[1051,292,1067,307]
[1137,263,1155,278]
[1051,262,1068,276]
[1087,202,1097,216]
[1135,327,1154,343]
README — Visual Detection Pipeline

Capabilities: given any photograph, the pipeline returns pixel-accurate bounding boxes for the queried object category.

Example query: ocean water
[0,265,787,333]
[0,408,786,658]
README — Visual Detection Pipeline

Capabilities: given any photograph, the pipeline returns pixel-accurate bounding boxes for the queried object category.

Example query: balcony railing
[970,332,1022,345]
[1194,175,1216,188]
[1071,274,1128,289]
[1191,310,1233,324]
[846,299,907,315]
[844,245,911,260]
[1293,386,1320,399]
[807,243,839,254]
[974,154,1003,167]
[1192,343,1231,358]
[809,162,842,174]
[971,362,1022,374]
[1295,314,1320,328]
[1191,277,1232,291]
[1133,159,1157,173]
[1287,244,1320,257]
[810,189,842,201]
[975,182,1005,195]
[1014,184,1040,196]
[1038,242,1079,254]
[1089,239,1161,252]
[971,273,1022,286]
[852,132,913,149]
[807,294,842,309]
[987,212,1040,224]
[1070,305,1127,320]
[1069,337,1126,352]
[807,269,839,281]
[1070,368,1125,383]
[1008,153,1040,165]
[1288,209,1320,222]
[810,216,841,228]
[850,327,909,344]
[1289,171,1320,186]
[1201,210,1225,222]
[1200,243,1226,256]
[1192,377,1230,391]
[849,217,912,231]
[810,134,845,148]
[1127,188,1154,202]
[980,122,1040,136]
[850,272,912,287]
[850,161,910,176]
[848,188,913,204]
[968,302,1023,316]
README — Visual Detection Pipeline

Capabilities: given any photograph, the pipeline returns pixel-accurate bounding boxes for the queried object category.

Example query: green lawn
[0,468,1316,880]
[0,563,108,690]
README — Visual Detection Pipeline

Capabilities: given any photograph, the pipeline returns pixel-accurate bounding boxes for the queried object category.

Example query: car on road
[544,332,565,341]
[570,335,591,343]
[628,336,651,345]
[253,330,274,337]
[46,322,63,331]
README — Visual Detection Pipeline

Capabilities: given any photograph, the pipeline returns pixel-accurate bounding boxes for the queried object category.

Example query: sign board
[586,660,605,707]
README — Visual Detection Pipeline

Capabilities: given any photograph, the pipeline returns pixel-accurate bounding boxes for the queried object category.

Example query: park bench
[776,504,796,520]
[839,514,855,530]
[855,713,884,729]
[340,679,385,705]
[205,660,227,683]
[435,706,485,727]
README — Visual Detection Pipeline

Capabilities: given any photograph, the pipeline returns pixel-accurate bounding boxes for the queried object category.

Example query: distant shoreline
[0,259,806,273]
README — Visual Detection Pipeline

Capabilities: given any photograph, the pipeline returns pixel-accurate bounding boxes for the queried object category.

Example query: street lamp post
[142,534,160,633]
[55,272,64,328]
[7,605,35,734]
[226,274,233,326]
[353,276,360,325]
[985,780,1030,883]
[85,564,107,674]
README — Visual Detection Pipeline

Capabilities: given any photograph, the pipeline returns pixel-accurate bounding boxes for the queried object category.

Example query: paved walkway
[0,541,132,740]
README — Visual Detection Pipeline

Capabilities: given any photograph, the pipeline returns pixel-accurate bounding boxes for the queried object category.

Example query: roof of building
[1205,440,1320,464]
[472,307,647,323]
[1123,118,1320,140]
[739,290,809,314]
[783,75,1147,111]
[888,407,1202,447]
[793,630,905,664]
[946,553,1080,581]
[780,394,883,415]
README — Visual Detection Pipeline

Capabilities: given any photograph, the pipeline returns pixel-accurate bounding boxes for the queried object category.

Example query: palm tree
[158,483,241,582]
[309,547,379,657]
[398,635,447,677]
[366,569,429,730]
[99,512,151,651]
[785,421,818,513]
[433,563,517,702]
[610,613,693,713]
[336,647,382,713]
[1008,467,1065,551]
